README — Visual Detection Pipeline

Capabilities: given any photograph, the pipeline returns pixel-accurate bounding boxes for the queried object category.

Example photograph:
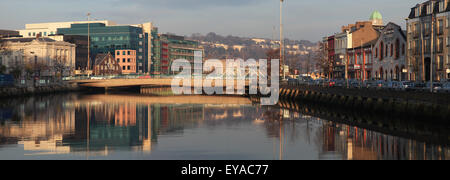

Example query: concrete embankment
[0,84,80,98]
[276,85,450,122]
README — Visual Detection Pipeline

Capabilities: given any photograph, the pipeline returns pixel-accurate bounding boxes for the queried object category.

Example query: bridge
[70,78,251,89]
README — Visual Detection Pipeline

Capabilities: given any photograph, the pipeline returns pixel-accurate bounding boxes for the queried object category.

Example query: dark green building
[57,23,149,73]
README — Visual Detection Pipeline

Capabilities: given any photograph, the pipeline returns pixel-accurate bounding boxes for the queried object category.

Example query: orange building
[115,50,137,74]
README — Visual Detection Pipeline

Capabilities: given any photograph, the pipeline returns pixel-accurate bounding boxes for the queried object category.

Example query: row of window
[409,55,449,70]
[375,40,406,61]
[91,36,131,42]
[116,50,134,56]
[122,66,134,71]
[116,58,135,63]
[28,31,54,37]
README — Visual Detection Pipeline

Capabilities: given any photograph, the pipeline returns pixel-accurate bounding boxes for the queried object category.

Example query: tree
[314,41,332,78]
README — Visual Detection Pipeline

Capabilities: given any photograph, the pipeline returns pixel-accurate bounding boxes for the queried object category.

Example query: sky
[0,0,419,42]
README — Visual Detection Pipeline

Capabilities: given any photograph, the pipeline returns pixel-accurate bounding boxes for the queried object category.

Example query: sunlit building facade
[407,0,450,81]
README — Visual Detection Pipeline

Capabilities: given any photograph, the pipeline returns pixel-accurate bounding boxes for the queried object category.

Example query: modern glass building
[153,34,203,75]
[57,23,149,74]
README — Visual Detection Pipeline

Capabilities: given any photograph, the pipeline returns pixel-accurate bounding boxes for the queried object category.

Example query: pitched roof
[94,53,114,66]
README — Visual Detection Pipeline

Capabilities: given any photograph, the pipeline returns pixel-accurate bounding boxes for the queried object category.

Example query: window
[375,48,378,58]
[439,19,444,34]
[44,32,47,36]
[117,51,120,55]
[28,32,31,37]
[123,58,126,63]
[117,58,120,62]
[127,66,130,70]
[385,44,388,57]
[379,42,384,60]
[438,55,444,70]
[127,58,130,62]
[402,44,405,56]
[123,66,126,70]
[128,51,131,55]
[33,32,36,36]
[123,51,126,55]
[390,44,394,57]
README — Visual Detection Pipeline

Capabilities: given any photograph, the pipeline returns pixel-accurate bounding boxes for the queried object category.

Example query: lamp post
[87,13,91,76]
[280,0,285,80]
[430,12,435,92]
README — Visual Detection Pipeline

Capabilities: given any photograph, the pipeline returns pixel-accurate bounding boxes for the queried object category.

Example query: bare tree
[314,41,332,78]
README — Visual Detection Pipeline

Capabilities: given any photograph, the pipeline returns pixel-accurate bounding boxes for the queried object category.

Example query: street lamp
[280,0,285,80]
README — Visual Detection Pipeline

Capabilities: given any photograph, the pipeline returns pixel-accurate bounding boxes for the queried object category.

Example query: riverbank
[0,84,80,98]
[277,85,450,122]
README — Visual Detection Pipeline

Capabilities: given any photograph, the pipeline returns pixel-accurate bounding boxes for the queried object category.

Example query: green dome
[370,10,383,20]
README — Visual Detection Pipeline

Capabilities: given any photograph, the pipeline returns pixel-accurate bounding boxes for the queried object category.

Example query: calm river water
[0,93,448,160]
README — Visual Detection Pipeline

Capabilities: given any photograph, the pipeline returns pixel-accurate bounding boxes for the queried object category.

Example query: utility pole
[280,0,285,80]
[430,13,435,92]
[87,13,91,75]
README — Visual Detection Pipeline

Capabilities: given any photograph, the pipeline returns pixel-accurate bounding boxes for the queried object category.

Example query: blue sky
[0,0,418,42]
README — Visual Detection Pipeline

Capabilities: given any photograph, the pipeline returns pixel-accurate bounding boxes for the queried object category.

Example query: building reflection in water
[276,108,450,160]
[0,94,448,160]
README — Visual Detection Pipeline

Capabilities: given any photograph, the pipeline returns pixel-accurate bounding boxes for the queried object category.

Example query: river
[0,93,448,160]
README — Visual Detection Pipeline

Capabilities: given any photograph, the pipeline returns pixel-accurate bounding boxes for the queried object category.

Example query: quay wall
[275,85,450,122]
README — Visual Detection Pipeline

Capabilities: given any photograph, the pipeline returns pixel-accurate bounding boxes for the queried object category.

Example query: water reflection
[0,94,448,160]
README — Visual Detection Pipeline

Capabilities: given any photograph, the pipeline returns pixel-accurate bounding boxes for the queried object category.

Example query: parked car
[383,81,402,89]
[334,80,346,87]
[287,78,298,85]
[426,82,443,92]
[441,82,450,93]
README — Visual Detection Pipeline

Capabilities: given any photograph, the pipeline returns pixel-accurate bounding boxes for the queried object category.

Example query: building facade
[57,23,149,74]
[345,19,382,81]
[323,11,385,81]
[93,53,121,76]
[115,50,137,75]
[373,22,407,81]
[334,31,352,79]
[0,50,25,74]
[407,0,450,81]
[1,37,76,77]
[153,34,204,75]
[18,20,117,38]
[48,35,89,71]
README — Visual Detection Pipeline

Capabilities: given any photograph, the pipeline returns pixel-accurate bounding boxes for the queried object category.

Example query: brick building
[93,53,121,76]
[115,50,137,75]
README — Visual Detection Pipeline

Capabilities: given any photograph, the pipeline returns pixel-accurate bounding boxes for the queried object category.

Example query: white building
[2,38,76,76]
[18,20,117,38]
[334,30,353,79]
[373,22,407,81]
